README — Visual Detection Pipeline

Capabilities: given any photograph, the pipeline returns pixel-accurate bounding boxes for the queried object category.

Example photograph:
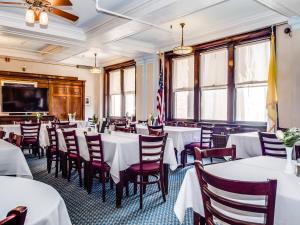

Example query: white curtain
[124,67,136,116]
[172,56,194,119]
[200,48,228,120]
[235,41,270,122]
[109,70,121,116]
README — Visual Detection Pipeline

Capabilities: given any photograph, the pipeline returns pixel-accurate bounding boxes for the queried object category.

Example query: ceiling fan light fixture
[173,23,193,55]
[39,11,48,26]
[25,8,35,24]
[90,53,102,74]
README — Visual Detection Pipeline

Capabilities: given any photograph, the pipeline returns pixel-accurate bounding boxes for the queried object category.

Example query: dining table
[57,128,178,207]
[0,176,72,225]
[135,124,201,154]
[174,156,300,225]
[0,139,32,179]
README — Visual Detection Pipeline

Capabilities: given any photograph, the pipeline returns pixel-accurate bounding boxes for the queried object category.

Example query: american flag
[157,56,164,125]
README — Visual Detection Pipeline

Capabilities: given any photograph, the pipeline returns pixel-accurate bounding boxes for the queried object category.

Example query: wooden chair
[0,130,6,139]
[62,130,82,187]
[46,126,59,177]
[58,123,77,129]
[258,132,286,157]
[194,146,236,165]
[84,132,111,202]
[0,206,27,225]
[51,121,70,129]
[20,123,41,158]
[5,132,15,144]
[181,126,214,167]
[138,120,148,124]
[115,126,131,133]
[129,123,137,133]
[128,134,168,209]
[13,134,23,148]
[148,125,164,136]
[194,148,277,225]
[165,121,177,126]
[99,121,107,133]
[212,133,228,148]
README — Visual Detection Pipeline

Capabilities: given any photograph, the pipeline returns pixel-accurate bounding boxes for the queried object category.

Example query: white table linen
[0,176,71,225]
[174,156,300,225]
[0,140,32,179]
[61,120,89,128]
[136,124,201,153]
[57,129,178,183]
[0,124,50,148]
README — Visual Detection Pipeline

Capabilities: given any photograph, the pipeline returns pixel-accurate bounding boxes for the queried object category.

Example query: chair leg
[160,174,166,202]
[139,176,143,209]
[77,160,82,187]
[87,167,93,194]
[110,176,114,190]
[55,156,59,178]
[174,148,178,163]
[133,176,137,195]
[68,160,72,182]
[143,176,148,194]
[101,172,106,202]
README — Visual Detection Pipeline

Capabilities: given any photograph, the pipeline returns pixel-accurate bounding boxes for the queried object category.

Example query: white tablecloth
[0,176,71,225]
[0,140,32,179]
[0,124,50,148]
[136,124,201,153]
[61,120,89,129]
[57,129,178,183]
[174,156,300,225]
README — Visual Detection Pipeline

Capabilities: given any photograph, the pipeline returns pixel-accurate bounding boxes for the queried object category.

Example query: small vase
[284,146,294,174]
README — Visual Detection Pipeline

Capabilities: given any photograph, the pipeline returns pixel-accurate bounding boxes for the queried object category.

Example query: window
[200,48,228,120]
[124,67,135,116]
[109,70,121,117]
[107,66,136,117]
[172,56,194,119]
[235,41,270,122]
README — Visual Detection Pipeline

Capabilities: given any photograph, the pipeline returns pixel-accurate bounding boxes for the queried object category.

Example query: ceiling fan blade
[0,1,24,5]
[50,8,79,22]
[47,0,72,6]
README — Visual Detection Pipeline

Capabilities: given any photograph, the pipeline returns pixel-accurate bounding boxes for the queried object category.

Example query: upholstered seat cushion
[128,162,160,174]
[23,137,38,145]
[91,161,110,171]
[48,146,58,154]
[68,153,80,159]
[185,142,210,150]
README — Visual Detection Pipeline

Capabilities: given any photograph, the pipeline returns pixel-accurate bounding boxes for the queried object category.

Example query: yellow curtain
[266,32,278,132]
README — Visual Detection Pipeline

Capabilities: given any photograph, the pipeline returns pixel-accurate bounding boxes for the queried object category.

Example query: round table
[0,176,72,225]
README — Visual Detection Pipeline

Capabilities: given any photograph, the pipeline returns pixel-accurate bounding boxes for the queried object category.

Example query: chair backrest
[194,146,236,162]
[194,148,277,225]
[99,121,107,133]
[200,126,213,148]
[115,122,127,129]
[138,134,168,172]
[129,124,137,133]
[0,206,27,225]
[148,125,164,136]
[62,130,80,156]
[46,126,58,151]
[7,132,15,143]
[51,121,70,129]
[58,123,77,129]
[13,134,23,148]
[258,132,286,157]
[165,121,177,126]
[212,133,228,148]
[20,123,41,141]
[84,132,104,163]
[138,120,148,124]
[0,130,6,139]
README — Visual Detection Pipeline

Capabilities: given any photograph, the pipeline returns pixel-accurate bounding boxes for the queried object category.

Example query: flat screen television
[2,86,49,113]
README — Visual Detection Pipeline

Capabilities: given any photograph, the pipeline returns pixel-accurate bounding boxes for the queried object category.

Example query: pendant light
[39,10,49,26]
[90,53,101,74]
[173,23,193,55]
[25,8,35,24]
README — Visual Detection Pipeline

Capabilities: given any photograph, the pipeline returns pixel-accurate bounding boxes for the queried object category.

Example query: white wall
[0,58,101,120]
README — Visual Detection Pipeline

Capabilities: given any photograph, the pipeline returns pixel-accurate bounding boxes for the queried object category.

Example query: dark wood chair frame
[147,125,164,136]
[20,123,42,158]
[258,132,286,157]
[46,126,60,177]
[0,206,27,225]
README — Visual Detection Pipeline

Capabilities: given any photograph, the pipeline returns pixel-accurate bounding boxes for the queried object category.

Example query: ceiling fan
[0,0,79,25]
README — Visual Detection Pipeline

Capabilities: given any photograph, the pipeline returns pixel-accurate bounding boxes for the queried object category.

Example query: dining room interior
[0,0,300,225]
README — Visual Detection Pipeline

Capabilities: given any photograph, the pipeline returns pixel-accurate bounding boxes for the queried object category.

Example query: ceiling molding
[253,0,299,17]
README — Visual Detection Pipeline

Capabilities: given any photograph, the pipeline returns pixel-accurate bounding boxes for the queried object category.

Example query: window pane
[110,95,121,117]
[201,89,227,120]
[172,56,194,89]
[235,41,270,84]
[200,49,228,86]
[174,91,194,119]
[124,67,135,92]
[109,70,121,94]
[125,94,135,116]
[236,85,267,122]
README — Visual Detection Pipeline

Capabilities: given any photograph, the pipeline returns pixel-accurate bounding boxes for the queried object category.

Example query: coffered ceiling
[0,0,298,68]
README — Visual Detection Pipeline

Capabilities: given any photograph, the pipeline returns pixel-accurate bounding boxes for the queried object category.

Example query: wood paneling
[0,71,85,120]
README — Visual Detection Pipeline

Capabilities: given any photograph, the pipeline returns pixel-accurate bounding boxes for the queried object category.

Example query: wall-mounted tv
[2,86,49,113]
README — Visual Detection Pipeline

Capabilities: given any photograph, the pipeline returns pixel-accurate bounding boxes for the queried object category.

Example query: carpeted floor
[27,156,193,225]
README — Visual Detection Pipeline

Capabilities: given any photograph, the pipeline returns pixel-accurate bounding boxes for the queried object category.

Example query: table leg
[193,211,205,225]
[163,164,169,195]
[116,171,125,208]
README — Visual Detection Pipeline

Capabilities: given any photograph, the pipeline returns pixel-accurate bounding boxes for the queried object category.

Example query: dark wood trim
[227,44,234,123]
[120,68,125,116]
[194,51,200,121]
[104,60,135,72]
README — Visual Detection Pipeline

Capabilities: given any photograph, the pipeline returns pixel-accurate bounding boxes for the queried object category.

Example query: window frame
[103,60,136,119]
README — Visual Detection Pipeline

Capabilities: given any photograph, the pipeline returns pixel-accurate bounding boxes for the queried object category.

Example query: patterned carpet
[27,156,193,225]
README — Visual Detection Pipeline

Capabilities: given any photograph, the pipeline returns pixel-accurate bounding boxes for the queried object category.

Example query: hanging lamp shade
[90,53,101,74]
[173,23,193,55]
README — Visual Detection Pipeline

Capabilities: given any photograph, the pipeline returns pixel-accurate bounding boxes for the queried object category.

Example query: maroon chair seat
[128,134,168,209]
[84,132,111,202]
[21,123,42,158]
[0,206,27,225]
[22,138,37,144]
[129,162,160,174]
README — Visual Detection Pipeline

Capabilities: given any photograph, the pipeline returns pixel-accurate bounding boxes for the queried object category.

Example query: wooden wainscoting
[0,71,85,120]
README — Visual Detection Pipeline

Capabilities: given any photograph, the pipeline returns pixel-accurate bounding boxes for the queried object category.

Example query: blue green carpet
[27,156,193,225]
